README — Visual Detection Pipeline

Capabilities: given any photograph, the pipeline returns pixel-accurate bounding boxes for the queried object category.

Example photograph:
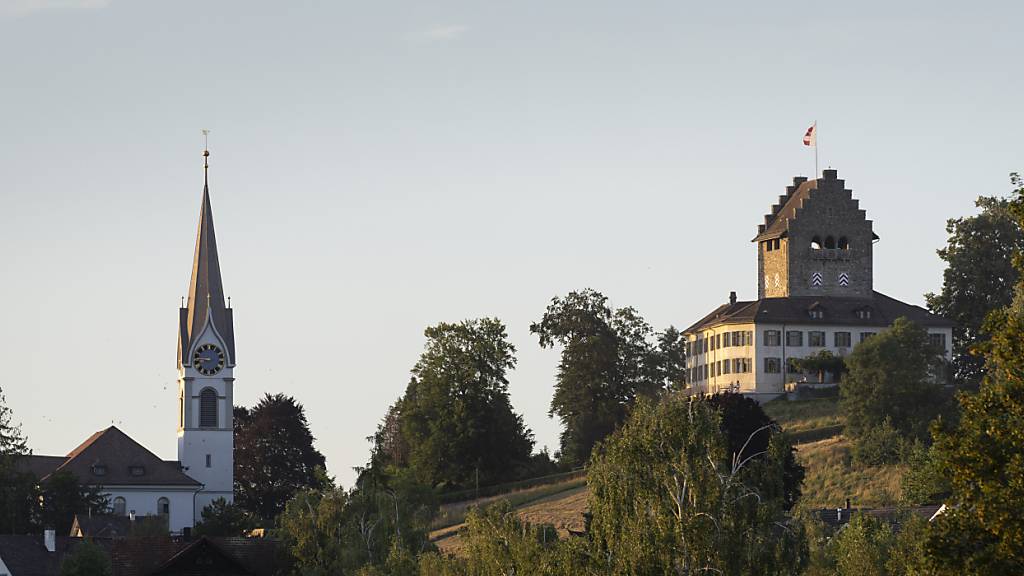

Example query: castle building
[24,150,235,533]
[683,169,953,401]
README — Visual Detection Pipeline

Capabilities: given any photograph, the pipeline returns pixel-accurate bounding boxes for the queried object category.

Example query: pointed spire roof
[178,150,235,367]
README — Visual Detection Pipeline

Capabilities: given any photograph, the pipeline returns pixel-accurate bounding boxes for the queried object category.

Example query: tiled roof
[0,536,104,576]
[70,514,133,538]
[23,427,199,487]
[109,537,280,576]
[684,291,953,334]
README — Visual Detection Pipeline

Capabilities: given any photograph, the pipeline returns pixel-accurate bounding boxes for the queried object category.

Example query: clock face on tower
[193,343,225,376]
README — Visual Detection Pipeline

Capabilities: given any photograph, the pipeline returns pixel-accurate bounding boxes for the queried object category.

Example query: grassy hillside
[762,394,843,434]
[796,436,905,508]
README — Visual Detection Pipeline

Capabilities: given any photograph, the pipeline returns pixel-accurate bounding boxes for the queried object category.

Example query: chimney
[729,291,737,305]
[44,529,55,553]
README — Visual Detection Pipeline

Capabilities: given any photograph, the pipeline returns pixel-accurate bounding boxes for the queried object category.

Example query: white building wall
[102,486,197,534]
[687,323,954,401]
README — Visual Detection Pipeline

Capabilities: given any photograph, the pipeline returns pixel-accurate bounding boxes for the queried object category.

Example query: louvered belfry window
[200,388,218,428]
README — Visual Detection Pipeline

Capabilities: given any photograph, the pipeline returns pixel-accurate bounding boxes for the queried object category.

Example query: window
[765,357,782,373]
[929,333,948,352]
[746,331,754,346]
[856,308,872,320]
[786,331,803,347]
[763,330,781,346]
[199,388,218,428]
[860,332,876,342]
[809,331,826,347]
[206,454,212,468]
[809,308,824,319]
[835,332,852,347]
[158,497,170,515]
[733,358,751,373]
[113,497,126,516]
[838,236,849,250]
[721,359,731,374]
[765,240,774,252]
[810,236,822,250]
[773,238,781,250]
[825,236,836,249]
[702,338,708,354]
[721,333,731,348]
[128,465,145,477]
[91,464,107,477]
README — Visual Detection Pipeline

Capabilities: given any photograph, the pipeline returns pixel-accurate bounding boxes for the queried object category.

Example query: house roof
[177,170,235,369]
[109,537,280,576]
[0,535,101,576]
[70,514,134,538]
[684,291,954,334]
[22,426,200,487]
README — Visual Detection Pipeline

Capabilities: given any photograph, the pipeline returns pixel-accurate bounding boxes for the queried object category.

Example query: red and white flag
[802,123,816,146]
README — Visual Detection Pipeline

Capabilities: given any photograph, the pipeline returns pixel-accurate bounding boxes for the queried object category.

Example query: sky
[1,0,1021,488]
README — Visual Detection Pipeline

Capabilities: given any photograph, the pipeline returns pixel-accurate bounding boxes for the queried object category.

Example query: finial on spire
[201,129,211,182]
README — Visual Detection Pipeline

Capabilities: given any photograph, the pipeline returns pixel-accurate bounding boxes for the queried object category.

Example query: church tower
[752,169,877,300]
[177,147,236,516]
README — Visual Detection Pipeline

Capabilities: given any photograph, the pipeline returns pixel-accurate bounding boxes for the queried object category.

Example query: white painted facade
[177,319,235,517]
[686,322,954,401]
[99,486,198,534]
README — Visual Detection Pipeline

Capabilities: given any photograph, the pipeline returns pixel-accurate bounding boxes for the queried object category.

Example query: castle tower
[177,148,236,515]
[752,169,878,299]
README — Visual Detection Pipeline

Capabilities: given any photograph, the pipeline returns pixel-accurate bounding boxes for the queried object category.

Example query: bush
[852,418,905,466]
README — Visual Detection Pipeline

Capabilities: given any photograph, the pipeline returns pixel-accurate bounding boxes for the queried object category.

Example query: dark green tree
[374,318,534,489]
[922,174,1024,574]
[234,393,327,523]
[0,386,37,534]
[706,393,804,510]
[840,317,947,442]
[37,471,108,536]
[193,497,256,537]
[585,395,806,575]
[926,187,1024,389]
[531,289,679,466]
[60,539,112,576]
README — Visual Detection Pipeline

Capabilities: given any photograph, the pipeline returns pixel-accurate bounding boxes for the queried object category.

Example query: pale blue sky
[1,0,1020,487]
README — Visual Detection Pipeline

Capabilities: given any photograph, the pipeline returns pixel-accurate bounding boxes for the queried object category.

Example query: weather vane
[201,129,211,169]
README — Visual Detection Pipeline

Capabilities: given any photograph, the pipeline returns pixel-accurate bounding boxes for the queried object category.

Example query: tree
[37,471,108,536]
[530,289,680,466]
[840,317,947,442]
[193,497,256,537]
[793,350,847,383]
[373,318,534,489]
[926,187,1024,389]
[60,539,112,576]
[276,472,436,574]
[706,393,804,510]
[0,386,37,534]
[585,395,806,575]
[234,393,327,523]
[922,173,1024,574]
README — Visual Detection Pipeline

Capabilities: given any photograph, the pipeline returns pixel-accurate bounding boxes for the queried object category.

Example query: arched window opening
[810,236,822,250]
[157,497,170,515]
[838,236,849,250]
[113,497,126,516]
[199,388,218,428]
[824,236,836,249]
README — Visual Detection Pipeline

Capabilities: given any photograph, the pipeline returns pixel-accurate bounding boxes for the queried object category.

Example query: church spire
[178,143,235,368]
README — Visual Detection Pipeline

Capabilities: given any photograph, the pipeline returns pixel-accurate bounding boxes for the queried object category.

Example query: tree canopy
[585,394,806,575]
[924,173,1024,574]
[926,189,1024,389]
[0,386,36,534]
[372,318,534,490]
[840,317,948,442]
[530,289,683,465]
[234,393,327,523]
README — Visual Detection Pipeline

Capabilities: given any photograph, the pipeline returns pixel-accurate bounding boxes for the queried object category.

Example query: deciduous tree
[840,317,947,442]
[530,289,680,466]
[926,185,1024,389]
[193,497,256,537]
[37,471,108,536]
[234,393,327,522]
[373,318,534,489]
